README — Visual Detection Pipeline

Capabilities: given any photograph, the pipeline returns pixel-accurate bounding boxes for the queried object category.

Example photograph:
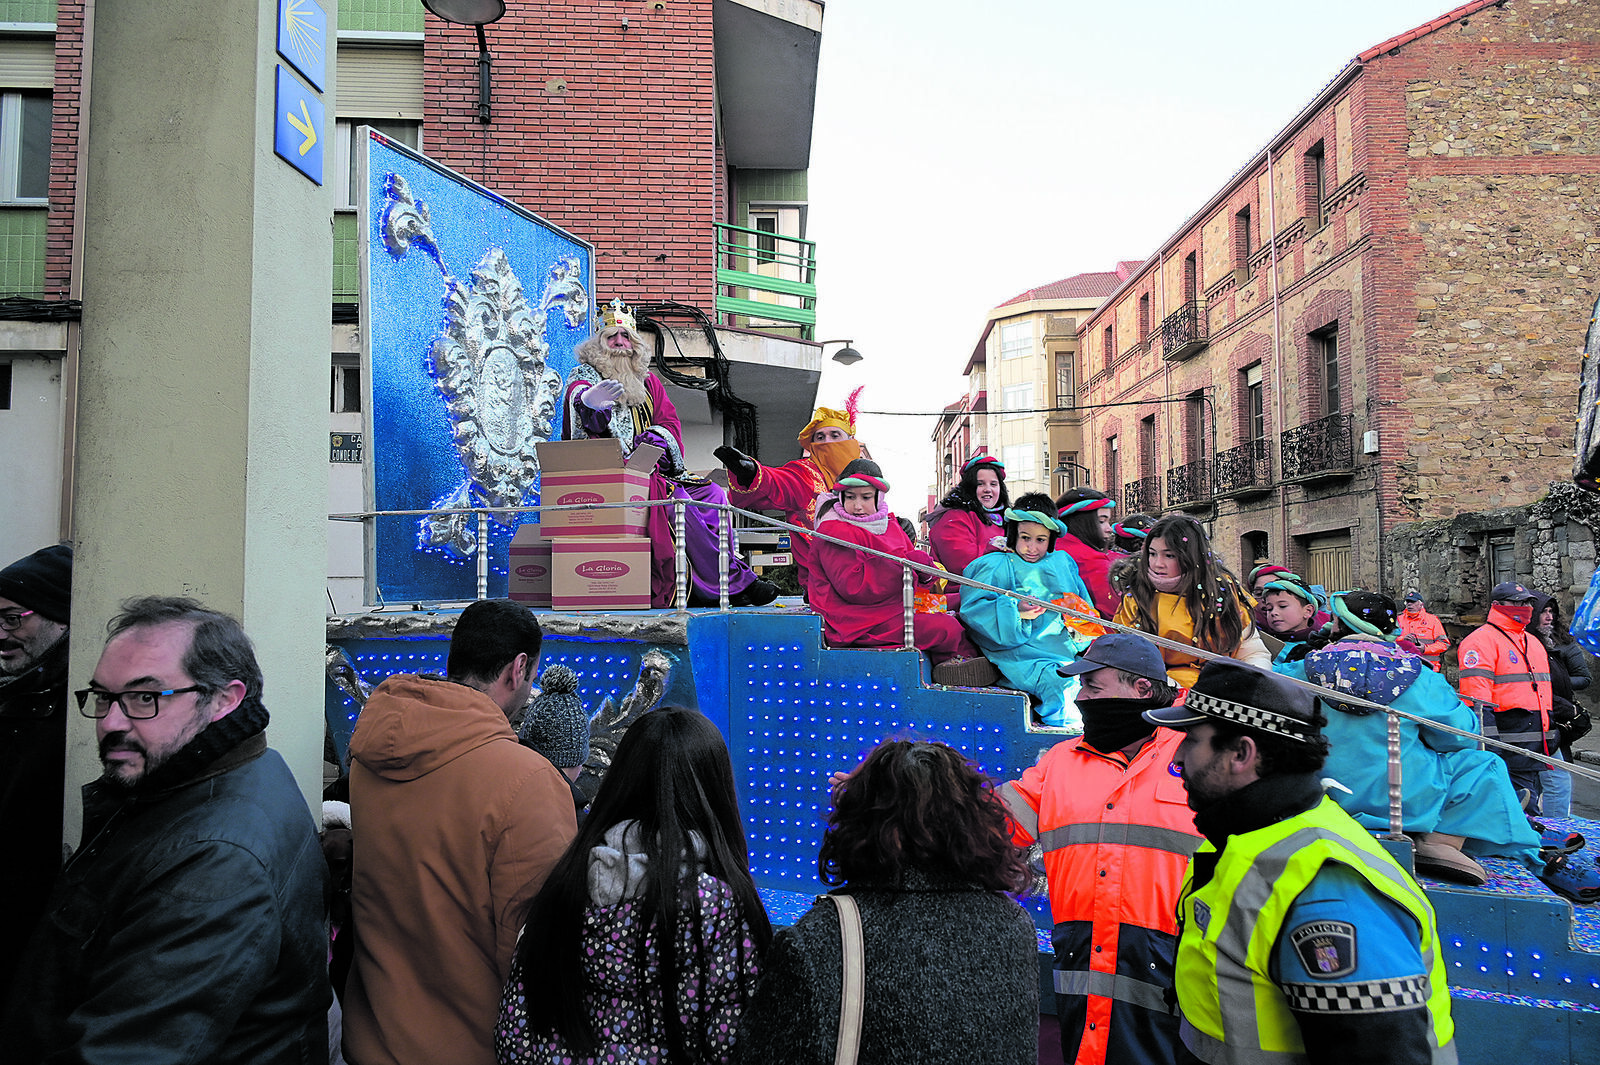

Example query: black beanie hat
[517,665,590,768]
[0,544,73,624]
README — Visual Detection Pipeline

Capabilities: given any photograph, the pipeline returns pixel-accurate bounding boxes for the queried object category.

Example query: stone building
[1074,0,1600,622]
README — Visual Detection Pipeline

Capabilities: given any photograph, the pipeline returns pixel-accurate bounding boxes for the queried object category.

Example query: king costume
[562,300,774,607]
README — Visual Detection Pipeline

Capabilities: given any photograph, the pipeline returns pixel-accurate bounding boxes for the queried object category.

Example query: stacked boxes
[513,438,664,610]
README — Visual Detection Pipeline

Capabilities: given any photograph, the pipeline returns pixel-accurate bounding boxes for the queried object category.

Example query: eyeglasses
[74,686,206,720]
[0,609,36,631]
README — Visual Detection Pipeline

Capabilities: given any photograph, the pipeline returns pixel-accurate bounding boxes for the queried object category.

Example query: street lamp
[815,338,863,366]
[1053,457,1090,492]
[421,0,507,124]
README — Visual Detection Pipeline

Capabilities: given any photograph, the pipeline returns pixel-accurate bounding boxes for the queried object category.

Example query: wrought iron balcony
[1213,438,1272,497]
[1280,412,1355,482]
[1166,458,1213,509]
[1123,476,1162,516]
[1160,299,1208,361]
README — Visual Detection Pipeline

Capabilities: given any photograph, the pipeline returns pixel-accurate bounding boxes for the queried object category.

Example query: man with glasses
[0,543,72,1007]
[4,596,329,1063]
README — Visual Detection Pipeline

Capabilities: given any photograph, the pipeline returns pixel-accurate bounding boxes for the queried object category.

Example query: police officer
[1143,660,1457,1065]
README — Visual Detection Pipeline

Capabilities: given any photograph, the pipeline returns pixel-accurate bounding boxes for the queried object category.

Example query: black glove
[1562,709,1594,745]
[714,445,758,487]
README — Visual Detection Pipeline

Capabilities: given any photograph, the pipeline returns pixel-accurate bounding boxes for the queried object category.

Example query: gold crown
[602,297,637,334]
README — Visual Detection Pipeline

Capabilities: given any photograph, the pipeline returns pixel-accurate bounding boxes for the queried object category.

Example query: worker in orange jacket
[999,633,1200,1065]
[1396,590,1451,672]
[1457,581,1557,811]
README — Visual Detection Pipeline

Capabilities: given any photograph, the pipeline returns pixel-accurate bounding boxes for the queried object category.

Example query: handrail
[332,497,1600,800]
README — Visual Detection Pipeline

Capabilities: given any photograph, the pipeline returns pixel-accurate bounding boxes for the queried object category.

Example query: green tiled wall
[734,169,808,223]
[334,211,358,301]
[0,1,55,23]
[0,207,46,295]
[338,0,424,34]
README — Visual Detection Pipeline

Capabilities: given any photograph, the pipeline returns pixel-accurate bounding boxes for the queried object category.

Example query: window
[1242,531,1269,576]
[1139,416,1157,479]
[1305,140,1327,231]
[335,119,421,208]
[1234,205,1253,279]
[1244,363,1265,442]
[1000,320,1032,359]
[331,363,362,413]
[1056,451,1080,490]
[1055,353,1074,406]
[1185,390,1207,462]
[1488,532,1516,589]
[751,212,779,263]
[1183,252,1198,305]
[0,91,49,203]
[1138,293,1151,341]
[1001,382,1033,421]
[1313,324,1340,415]
[1102,325,1115,369]
[1105,435,1121,496]
[1001,444,1036,482]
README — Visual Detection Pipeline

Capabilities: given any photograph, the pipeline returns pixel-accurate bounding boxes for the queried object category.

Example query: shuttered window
[0,38,53,90]
[335,45,422,119]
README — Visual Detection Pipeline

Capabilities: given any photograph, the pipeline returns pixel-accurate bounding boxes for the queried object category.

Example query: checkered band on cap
[1184,688,1319,743]
[1282,976,1429,1014]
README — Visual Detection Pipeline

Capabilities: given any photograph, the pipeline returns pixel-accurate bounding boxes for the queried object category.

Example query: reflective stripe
[1457,667,1494,680]
[1481,671,1545,684]
[1041,822,1203,857]
[1054,968,1172,1012]
[1179,1016,1299,1065]
[999,782,1039,840]
[1481,728,1560,744]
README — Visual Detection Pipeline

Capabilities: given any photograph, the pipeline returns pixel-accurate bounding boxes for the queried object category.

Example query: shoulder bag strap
[829,893,865,1065]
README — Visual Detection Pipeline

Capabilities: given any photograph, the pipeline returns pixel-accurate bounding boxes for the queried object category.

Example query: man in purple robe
[562,299,777,608]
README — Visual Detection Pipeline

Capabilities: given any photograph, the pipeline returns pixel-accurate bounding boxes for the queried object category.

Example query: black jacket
[0,636,69,1005]
[732,869,1040,1065]
[2,701,331,1063]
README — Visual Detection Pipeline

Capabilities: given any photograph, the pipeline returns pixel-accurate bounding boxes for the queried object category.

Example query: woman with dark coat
[732,741,1039,1065]
[1530,592,1594,817]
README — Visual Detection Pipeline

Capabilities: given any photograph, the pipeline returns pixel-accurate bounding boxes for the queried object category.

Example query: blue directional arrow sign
[277,0,327,92]
[274,65,324,185]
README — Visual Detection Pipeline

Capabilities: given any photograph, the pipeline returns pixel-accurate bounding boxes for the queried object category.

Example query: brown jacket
[343,675,578,1065]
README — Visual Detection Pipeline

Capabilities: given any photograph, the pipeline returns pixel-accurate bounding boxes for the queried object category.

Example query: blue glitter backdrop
[359,131,593,604]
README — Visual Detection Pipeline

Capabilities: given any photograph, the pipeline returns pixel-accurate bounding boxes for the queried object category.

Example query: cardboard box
[508,526,553,607]
[551,536,653,610]
[534,438,665,538]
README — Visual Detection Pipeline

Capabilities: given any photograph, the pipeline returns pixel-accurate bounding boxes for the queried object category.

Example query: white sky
[805,0,1467,508]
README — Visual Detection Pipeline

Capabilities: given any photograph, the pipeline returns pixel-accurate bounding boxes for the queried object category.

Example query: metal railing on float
[330,495,1600,836]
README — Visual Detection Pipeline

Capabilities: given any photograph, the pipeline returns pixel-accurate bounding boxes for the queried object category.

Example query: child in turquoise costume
[961,493,1097,730]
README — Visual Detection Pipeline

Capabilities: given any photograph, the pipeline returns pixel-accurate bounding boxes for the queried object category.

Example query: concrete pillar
[66,0,332,833]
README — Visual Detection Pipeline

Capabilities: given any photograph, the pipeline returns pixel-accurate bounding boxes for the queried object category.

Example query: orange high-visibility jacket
[1397,608,1450,671]
[1001,730,1200,1065]
[1458,611,1556,764]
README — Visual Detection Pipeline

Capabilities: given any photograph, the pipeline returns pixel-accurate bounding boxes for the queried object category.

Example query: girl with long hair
[496,707,771,1065]
[732,740,1039,1065]
[962,492,1101,729]
[1053,487,1119,618]
[1112,515,1271,686]
[926,455,1010,609]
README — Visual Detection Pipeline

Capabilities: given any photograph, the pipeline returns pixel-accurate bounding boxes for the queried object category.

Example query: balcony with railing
[1213,438,1272,497]
[715,222,817,339]
[1280,412,1355,483]
[1123,475,1162,516]
[1166,458,1213,510]
[1160,299,1208,361]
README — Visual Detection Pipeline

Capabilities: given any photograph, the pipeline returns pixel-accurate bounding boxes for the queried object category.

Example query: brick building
[0,0,826,592]
[929,265,1136,511]
[1074,0,1600,619]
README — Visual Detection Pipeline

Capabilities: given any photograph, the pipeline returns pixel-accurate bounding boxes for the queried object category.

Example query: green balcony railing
[0,207,47,296]
[714,221,816,340]
[334,211,359,303]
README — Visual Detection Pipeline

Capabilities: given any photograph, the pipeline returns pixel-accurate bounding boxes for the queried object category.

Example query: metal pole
[674,498,688,611]
[475,510,489,600]
[1384,710,1404,840]
[717,507,730,611]
[902,566,915,651]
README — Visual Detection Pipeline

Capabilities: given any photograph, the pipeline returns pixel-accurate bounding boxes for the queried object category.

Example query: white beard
[576,328,651,407]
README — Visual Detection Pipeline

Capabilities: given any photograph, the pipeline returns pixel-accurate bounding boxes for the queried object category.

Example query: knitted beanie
[0,544,73,623]
[518,665,590,768]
